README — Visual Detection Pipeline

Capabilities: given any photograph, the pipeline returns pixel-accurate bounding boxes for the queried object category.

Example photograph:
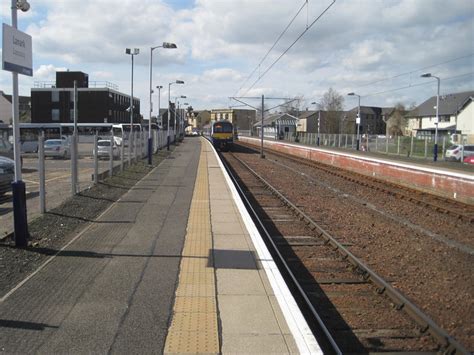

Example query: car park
[95,139,120,159]
[0,156,14,196]
[445,144,474,161]
[44,139,70,159]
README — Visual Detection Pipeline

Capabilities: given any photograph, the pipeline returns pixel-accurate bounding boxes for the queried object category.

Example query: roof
[407,91,474,117]
[1,91,30,105]
[347,106,380,115]
[298,110,317,119]
[253,112,298,127]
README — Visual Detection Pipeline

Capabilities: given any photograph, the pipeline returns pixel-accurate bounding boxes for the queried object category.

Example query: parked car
[445,144,474,161]
[463,156,474,165]
[0,156,14,196]
[95,140,120,159]
[1,137,23,166]
[44,139,70,159]
[0,136,14,160]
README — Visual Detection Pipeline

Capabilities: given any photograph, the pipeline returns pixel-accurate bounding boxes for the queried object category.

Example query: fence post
[94,132,98,184]
[38,132,46,214]
[442,136,446,160]
[397,136,400,155]
[345,134,348,148]
[424,138,428,158]
[375,136,378,152]
[410,135,414,157]
[120,137,124,171]
[109,133,114,177]
[70,134,77,196]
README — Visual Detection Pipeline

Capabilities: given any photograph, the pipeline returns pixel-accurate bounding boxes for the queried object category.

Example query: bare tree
[281,95,304,117]
[388,103,408,136]
[318,88,344,134]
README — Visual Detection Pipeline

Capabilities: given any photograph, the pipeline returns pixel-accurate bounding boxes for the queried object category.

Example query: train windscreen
[213,122,233,133]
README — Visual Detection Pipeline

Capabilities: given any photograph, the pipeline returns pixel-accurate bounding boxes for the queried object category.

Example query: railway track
[238,141,474,224]
[220,149,469,354]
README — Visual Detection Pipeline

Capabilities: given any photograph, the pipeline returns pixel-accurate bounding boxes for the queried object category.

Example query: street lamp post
[167,80,184,150]
[156,85,163,149]
[348,92,361,151]
[421,73,440,162]
[183,102,189,136]
[156,85,163,127]
[311,101,321,146]
[175,95,186,144]
[148,42,176,164]
[126,48,139,164]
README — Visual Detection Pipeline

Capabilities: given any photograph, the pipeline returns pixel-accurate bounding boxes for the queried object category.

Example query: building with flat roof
[31,71,140,124]
[210,108,256,131]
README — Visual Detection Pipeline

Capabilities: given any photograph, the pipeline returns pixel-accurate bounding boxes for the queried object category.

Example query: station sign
[2,23,33,76]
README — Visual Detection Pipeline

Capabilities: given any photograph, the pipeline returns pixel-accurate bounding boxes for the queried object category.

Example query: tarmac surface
[0,140,200,353]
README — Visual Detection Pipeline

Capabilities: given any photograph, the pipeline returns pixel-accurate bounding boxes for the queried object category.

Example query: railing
[34,81,119,90]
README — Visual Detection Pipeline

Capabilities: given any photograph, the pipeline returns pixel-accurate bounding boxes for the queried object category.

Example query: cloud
[1,0,472,113]
[34,64,68,80]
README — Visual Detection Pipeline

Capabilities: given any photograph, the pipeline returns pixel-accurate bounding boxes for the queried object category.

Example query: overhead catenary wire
[233,1,308,97]
[237,0,336,97]
[361,72,473,98]
[355,53,474,89]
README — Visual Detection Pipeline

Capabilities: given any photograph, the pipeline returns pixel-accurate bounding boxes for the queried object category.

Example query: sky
[1,0,473,117]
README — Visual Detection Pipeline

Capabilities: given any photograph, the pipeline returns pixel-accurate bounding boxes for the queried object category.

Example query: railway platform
[0,137,319,354]
[239,136,474,204]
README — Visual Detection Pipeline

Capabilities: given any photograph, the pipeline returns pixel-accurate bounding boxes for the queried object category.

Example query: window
[51,91,59,102]
[52,109,60,121]
[440,115,450,122]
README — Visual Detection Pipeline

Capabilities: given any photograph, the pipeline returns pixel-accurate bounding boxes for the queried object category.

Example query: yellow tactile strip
[164,141,219,354]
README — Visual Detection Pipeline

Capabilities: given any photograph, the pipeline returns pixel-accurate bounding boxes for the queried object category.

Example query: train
[204,120,234,151]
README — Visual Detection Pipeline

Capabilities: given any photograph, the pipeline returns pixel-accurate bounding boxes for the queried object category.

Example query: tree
[280,95,304,117]
[318,88,344,134]
[387,103,408,136]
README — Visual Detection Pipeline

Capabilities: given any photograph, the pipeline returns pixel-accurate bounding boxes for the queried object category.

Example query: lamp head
[176,80,184,84]
[311,101,317,105]
[126,48,139,55]
[420,73,432,78]
[163,42,177,49]
[16,0,30,12]
[180,95,187,98]
[347,92,355,96]
[156,85,163,89]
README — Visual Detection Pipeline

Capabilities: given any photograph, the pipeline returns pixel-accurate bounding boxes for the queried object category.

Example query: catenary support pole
[260,94,265,159]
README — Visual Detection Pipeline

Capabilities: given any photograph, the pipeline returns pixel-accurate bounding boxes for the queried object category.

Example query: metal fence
[0,129,174,238]
[242,131,467,162]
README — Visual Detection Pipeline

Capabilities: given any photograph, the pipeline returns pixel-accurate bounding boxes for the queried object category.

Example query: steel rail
[220,152,343,355]
[238,142,474,224]
[226,151,469,354]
